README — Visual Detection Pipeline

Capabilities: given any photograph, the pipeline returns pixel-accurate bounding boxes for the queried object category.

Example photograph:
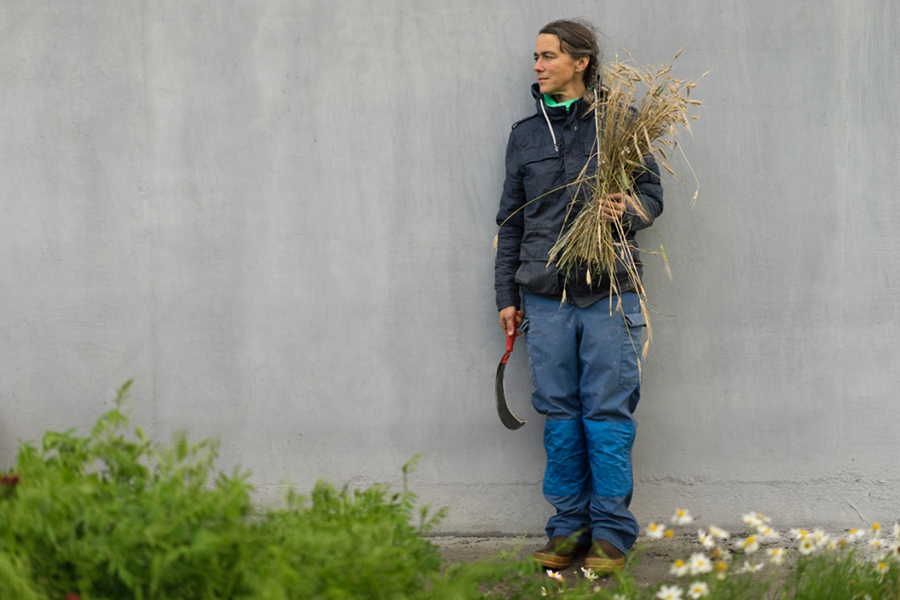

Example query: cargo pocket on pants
[619,310,646,387]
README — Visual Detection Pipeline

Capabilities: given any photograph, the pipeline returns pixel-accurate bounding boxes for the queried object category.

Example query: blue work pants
[523,292,646,555]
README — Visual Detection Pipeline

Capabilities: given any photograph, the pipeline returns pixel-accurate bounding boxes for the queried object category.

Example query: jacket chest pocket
[522,150,562,205]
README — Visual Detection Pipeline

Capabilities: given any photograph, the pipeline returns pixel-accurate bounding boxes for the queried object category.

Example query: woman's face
[533,33,587,100]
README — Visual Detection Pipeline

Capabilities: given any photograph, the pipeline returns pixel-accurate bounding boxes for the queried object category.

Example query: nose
[534,59,542,73]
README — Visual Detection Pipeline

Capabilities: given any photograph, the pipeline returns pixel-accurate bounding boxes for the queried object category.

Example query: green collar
[543,94,578,111]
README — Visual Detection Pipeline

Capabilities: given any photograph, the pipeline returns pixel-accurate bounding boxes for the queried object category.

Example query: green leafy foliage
[0,382,541,599]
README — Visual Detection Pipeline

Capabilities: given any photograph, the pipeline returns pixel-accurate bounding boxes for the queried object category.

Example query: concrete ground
[434,534,692,588]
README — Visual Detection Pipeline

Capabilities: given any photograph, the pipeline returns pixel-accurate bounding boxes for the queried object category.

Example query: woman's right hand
[598,192,628,221]
[498,306,525,337]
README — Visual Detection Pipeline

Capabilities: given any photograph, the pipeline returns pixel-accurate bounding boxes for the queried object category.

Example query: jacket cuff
[496,286,521,312]
[621,208,651,232]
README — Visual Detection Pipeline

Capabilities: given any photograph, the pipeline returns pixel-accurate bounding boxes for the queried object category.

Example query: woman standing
[494,19,663,574]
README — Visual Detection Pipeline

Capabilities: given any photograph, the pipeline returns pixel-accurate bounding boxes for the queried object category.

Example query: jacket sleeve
[494,131,526,311]
[623,153,663,232]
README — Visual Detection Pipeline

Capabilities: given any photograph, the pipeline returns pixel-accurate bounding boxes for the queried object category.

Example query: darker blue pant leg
[583,420,638,554]
[542,420,591,545]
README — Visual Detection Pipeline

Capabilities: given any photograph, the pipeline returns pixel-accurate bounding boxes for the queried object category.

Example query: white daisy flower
[656,584,683,600]
[689,553,713,575]
[846,528,865,542]
[813,529,830,549]
[876,561,889,578]
[672,509,694,526]
[767,547,786,565]
[715,560,728,580]
[708,525,730,540]
[739,535,760,555]
[541,586,548,597]
[697,529,715,549]
[799,538,816,555]
[687,581,709,599]
[742,512,768,528]
[646,522,666,539]
[789,528,809,541]
[739,560,764,574]
[893,523,900,539]
[545,569,563,582]
[756,525,780,540]
[711,547,731,561]
[869,537,885,549]
[669,559,689,577]
[580,567,598,581]
[871,522,882,536]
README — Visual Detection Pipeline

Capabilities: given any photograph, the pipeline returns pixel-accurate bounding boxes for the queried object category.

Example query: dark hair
[539,19,603,93]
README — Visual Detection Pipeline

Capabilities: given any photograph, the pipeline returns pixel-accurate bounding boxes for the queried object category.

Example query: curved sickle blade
[495,334,526,430]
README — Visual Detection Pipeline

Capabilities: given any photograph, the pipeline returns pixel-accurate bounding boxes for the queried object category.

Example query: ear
[576,56,590,73]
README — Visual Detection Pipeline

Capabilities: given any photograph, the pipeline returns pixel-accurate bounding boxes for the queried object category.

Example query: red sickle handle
[500,332,516,364]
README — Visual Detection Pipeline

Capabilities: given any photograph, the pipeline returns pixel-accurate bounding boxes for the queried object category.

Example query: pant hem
[548,527,591,546]
[591,528,632,556]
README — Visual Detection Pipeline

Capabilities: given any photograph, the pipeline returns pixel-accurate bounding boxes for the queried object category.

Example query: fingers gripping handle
[500,332,516,364]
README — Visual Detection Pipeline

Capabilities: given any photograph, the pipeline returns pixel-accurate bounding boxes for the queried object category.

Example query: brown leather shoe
[583,539,626,576]
[533,535,588,570]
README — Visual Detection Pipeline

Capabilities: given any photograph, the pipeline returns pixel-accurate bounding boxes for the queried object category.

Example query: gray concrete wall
[2,1,899,534]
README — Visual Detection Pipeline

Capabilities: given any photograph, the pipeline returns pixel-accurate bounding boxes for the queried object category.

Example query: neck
[552,81,586,103]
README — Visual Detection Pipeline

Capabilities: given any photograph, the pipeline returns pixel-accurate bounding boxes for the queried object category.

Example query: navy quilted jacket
[494,84,664,311]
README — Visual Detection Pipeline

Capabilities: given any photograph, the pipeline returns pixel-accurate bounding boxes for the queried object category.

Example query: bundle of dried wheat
[548,51,705,355]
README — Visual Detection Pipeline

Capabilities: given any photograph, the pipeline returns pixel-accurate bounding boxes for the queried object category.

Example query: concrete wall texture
[2,1,899,534]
